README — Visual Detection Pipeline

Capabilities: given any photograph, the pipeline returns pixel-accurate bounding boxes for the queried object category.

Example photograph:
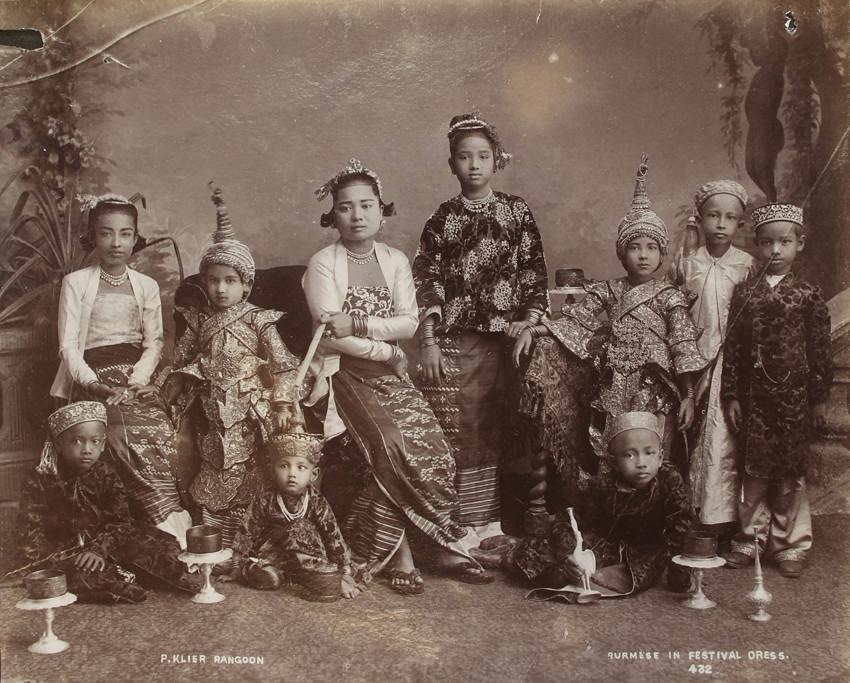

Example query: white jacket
[302,240,418,437]
[50,265,164,398]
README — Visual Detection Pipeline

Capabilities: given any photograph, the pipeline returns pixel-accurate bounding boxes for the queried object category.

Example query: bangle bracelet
[420,338,439,348]
[686,387,695,399]
[526,310,542,325]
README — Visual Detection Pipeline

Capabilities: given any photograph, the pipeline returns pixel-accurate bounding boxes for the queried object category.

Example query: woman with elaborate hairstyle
[303,159,492,594]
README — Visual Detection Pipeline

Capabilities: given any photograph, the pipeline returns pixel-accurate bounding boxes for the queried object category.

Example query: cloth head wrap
[615,155,668,259]
[315,158,396,228]
[606,411,664,450]
[751,202,804,232]
[38,401,108,475]
[447,111,512,170]
[694,180,748,211]
[199,183,256,285]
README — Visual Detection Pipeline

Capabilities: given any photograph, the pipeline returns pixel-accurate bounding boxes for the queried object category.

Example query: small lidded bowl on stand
[16,570,77,654]
[673,531,726,609]
[179,525,232,604]
[550,269,587,319]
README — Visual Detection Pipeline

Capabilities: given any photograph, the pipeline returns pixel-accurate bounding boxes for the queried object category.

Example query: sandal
[444,561,494,585]
[386,568,425,596]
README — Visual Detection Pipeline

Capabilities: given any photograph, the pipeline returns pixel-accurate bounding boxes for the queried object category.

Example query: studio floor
[1,514,849,683]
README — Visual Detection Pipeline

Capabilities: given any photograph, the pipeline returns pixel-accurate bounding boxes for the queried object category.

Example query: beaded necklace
[346,246,377,265]
[460,189,495,213]
[276,491,309,521]
[100,269,129,287]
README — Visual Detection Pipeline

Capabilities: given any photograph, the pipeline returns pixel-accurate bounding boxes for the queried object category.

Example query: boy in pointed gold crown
[167,185,302,552]
[513,157,708,484]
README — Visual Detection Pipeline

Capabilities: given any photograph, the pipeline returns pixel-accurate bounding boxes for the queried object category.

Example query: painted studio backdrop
[1,0,847,529]
[1,2,850,682]
[2,0,847,299]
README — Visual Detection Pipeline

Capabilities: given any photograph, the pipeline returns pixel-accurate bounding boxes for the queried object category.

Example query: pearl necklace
[346,247,377,265]
[460,190,495,212]
[277,491,309,521]
[100,269,129,287]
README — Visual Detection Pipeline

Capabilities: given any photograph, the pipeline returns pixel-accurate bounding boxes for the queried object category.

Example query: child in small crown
[233,429,361,602]
[721,203,832,578]
[16,402,197,603]
[167,185,301,551]
[668,181,754,532]
[413,111,550,536]
[506,411,694,600]
[513,157,707,483]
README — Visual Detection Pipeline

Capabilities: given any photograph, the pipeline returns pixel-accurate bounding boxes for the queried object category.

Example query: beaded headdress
[77,193,136,213]
[606,411,663,448]
[615,155,668,259]
[694,180,748,211]
[751,202,803,231]
[447,111,512,170]
[38,401,108,475]
[199,183,256,285]
[315,159,396,228]
[76,192,144,250]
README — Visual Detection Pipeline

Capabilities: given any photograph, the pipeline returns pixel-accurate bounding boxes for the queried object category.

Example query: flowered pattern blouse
[413,192,550,333]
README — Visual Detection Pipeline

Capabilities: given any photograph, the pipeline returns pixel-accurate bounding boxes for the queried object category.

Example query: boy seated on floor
[15,402,198,603]
[502,411,694,600]
[232,427,363,602]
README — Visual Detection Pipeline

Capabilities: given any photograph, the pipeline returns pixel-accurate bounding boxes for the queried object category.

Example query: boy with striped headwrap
[15,402,197,602]
[668,180,754,535]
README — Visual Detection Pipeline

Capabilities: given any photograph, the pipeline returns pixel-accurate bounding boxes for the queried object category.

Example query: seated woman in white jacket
[303,159,492,595]
[50,194,191,546]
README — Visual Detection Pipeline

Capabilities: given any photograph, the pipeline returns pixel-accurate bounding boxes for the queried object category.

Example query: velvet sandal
[444,561,494,585]
[386,568,425,595]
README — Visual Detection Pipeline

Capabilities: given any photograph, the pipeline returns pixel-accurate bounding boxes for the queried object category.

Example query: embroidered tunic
[669,246,753,523]
[412,192,550,333]
[721,272,832,479]
[16,458,189,602]
[233,486,352,574]
[171,301,301,512]
[544,278,707,417]
[512,463,694,594]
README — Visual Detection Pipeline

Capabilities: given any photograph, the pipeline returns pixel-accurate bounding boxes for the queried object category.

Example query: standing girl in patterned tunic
[413,112,549,537]
[513,157,707,484]
[51,194,192,546]
[304,159,491,595]
[167,186,300,551]
[721,203,831,579]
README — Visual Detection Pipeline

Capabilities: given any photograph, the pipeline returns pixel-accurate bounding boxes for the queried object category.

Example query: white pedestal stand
[672,555,726,609]
[15,592,77,654]
[178,548,233,604]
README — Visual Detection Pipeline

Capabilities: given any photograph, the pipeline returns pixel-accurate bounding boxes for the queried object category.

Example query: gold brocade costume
[171,301,300,514]
[545,278,707,418]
